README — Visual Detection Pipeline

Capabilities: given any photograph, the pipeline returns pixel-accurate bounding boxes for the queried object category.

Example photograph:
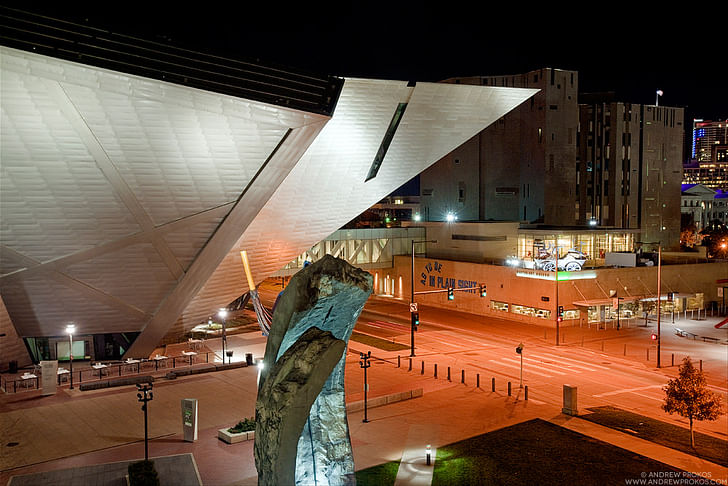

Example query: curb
[346,388,423,412]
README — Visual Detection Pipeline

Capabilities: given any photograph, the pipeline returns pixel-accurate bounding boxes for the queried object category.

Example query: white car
[536,249,587,272]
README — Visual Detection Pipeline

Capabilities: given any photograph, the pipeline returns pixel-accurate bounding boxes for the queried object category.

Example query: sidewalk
[3,318,727,485]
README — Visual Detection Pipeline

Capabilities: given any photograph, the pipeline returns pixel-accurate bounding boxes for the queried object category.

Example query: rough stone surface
[255,255,372,486]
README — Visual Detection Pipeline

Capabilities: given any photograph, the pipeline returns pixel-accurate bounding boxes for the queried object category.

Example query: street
[354,296,728,441]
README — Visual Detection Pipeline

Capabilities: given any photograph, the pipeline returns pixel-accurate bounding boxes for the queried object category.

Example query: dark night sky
[7,4,727,132]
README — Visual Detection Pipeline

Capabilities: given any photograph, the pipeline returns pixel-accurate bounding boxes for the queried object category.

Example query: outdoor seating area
[0,342,221,394]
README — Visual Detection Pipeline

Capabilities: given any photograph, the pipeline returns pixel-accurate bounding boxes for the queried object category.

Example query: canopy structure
[0,9,537,356]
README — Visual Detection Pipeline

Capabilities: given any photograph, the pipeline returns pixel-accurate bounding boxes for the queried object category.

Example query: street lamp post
[65,324,75,389]
[656,244,662,368]
[218,308,228,364]
[360,351,371,423]
[410,239,437,357]
[554,246,560,346]
[136,383,153,461]
[638,241,662,367]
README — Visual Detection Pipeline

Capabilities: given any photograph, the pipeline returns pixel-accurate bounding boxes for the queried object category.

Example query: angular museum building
[0,10,536,363]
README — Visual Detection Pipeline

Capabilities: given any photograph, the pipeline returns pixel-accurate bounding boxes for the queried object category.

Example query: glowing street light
[65,324,76,389]
[656,90,663,106]
[445,213,456,222]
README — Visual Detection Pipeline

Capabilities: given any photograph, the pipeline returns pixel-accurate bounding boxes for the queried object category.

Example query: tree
[662,357,724,448]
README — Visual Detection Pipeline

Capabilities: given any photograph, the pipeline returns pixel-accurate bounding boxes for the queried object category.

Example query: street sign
[410,302,418,312]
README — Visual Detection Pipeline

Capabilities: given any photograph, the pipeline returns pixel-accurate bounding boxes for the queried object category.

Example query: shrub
[228,417,255,434]
[128,460,159,486]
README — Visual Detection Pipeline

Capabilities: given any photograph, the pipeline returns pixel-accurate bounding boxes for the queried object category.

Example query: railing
[1,351,226,394]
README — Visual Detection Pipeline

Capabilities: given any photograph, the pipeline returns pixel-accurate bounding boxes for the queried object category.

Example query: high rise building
[420,68,578,226]
[420,69,685,249]
[577,100,684,246]
[692,119,728,162]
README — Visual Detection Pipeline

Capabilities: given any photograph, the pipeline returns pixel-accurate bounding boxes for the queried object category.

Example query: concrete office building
[577,100,685,248]
[420,68,579,226]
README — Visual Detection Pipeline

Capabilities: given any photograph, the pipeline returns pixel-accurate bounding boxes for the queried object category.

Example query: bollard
[671,353,674,366]
[647,348,650,361]
[508,381,512,396]
[461,369,465,384]
[491,377,495,392]
[398,355,401,368]
[447,366,451,381]
[434,363,438,379]
[525,385,528,400]
[421,361,425,375]
[700,359,703,371]
[477,373,480,388]
[408,358,412,371]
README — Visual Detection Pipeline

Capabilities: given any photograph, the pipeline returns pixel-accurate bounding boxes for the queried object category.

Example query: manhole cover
[6,442,19,447]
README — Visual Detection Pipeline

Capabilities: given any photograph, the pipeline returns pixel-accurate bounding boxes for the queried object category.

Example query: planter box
[218,428,255,444]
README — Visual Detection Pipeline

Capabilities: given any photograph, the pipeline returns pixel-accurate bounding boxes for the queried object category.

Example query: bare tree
[663,357,724,448]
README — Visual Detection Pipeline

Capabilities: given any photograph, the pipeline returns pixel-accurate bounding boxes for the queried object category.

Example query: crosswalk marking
[491,359,555,378]
[527,353,600,372]
[501,357,569,375]
[529,353,611,371]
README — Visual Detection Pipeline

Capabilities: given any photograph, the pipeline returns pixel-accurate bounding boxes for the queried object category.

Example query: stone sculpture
[254,255,373,486]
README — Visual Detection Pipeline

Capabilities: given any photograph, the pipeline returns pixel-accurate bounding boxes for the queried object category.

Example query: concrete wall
[409,221,519,264]
[372,256,727,328]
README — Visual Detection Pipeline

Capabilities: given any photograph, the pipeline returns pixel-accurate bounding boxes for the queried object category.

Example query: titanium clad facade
[0,40,535,358]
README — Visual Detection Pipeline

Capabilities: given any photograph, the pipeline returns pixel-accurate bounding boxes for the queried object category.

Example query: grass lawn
[580,406,728,467]
[355,460,400,486]
[431,419,689,486]
[350,331,410,352]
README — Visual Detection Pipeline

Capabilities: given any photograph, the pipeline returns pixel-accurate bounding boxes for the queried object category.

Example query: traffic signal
[479,284,487,297]
[411,311,420,329]
[651,333,657,340]
[557,305,564,316]
[447,287,454,300]
[515,343,524,354]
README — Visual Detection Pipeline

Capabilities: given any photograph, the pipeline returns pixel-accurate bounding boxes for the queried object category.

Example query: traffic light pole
[411,239,437,357]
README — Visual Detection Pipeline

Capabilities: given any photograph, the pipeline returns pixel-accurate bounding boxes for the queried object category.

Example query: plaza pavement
[2,302,727,485]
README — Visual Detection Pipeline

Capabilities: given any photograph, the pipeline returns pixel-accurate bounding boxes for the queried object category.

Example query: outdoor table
[57,368,69,385]
[124,359,141,373]
[92,363,108,377]
[21,373,38,389]
[152,355,168,370]
[182,351,197,366]
[187,338,203,350]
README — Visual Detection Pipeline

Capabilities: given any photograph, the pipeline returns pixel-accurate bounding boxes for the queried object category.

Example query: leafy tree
[662,357,724,448]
